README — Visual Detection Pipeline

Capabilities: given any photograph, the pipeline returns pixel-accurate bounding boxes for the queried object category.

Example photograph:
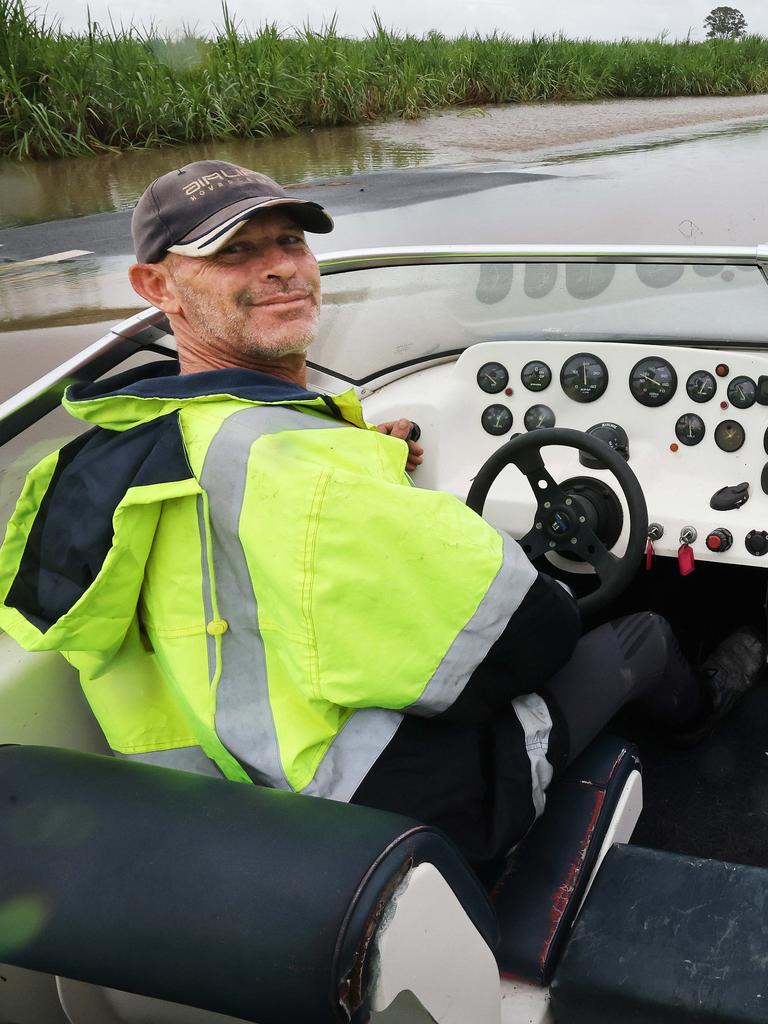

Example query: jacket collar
[67,360,323,405]
[63,360,368,431]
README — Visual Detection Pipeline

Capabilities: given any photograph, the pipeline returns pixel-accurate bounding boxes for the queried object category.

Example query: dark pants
[542,611,702,765]
[353,611,702,880]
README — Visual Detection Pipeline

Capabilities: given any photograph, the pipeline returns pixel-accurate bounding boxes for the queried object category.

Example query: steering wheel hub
[541,505,579,541]
[560,476,624,554]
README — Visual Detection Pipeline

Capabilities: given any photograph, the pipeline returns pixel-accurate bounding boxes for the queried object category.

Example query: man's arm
[0,416,196,653]
[439,573,582,725]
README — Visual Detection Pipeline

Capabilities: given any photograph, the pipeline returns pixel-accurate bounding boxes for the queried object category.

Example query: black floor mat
[624,681,768,867]
[580,556,768,867]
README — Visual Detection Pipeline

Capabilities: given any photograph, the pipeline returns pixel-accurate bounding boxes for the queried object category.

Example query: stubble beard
[175,281,321,361]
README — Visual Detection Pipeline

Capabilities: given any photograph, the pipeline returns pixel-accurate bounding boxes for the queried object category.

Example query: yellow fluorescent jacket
[0,363,536,797]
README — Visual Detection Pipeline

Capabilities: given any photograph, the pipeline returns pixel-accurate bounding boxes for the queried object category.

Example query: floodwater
[4,93,768,229]
[3,93,768,402]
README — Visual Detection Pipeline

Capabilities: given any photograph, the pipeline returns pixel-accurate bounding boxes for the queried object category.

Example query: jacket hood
[63,361,367,431]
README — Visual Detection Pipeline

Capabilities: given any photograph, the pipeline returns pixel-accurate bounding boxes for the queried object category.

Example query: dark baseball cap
[131,160,334,263]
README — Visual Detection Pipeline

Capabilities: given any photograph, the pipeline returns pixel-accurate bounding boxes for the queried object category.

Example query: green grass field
[3,0,768,159]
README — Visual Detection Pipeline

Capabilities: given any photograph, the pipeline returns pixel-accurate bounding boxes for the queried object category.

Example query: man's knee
[610,611,674,672]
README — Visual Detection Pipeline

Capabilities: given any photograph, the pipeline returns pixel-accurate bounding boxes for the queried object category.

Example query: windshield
[311,261,768,384]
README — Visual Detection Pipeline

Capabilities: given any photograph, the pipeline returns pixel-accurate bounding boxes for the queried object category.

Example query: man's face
[164,211,322,362]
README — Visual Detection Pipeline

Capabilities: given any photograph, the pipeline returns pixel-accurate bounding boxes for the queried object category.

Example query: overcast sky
[46,0,766,41]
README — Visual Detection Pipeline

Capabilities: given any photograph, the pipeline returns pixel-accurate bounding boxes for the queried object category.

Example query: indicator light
[670,443,679,452]
[505,388,513,396]
[720,401,729,409]
[716,364,729,377]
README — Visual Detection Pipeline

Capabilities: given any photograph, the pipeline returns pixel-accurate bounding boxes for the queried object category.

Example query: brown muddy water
[4,94,768,228]
[2,93,768,404]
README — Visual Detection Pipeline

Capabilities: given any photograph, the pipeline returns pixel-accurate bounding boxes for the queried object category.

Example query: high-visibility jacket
[0,362,537,798]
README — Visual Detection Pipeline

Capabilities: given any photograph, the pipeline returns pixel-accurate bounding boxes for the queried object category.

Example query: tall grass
[3,0,768,159]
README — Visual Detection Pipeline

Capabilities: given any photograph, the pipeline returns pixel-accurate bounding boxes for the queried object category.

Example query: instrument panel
[474,351,765,456]
[360,340,768,572]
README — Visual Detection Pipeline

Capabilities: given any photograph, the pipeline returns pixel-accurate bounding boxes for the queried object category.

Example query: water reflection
[0,128,431,229]
[537,116,768,167]
[0,256,138,326]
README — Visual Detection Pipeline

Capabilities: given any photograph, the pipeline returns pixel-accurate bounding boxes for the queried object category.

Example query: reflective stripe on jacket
[0,362,537,797]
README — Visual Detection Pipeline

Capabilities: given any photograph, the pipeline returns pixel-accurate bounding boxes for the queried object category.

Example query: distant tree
[704,6,747,39]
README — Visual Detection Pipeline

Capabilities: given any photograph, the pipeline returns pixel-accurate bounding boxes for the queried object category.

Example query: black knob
[706,529,733,553]
[407,422,421,442]
[745,530,768,556]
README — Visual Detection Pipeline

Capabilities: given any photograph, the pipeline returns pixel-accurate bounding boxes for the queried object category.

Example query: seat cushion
[551,844,768,1023]
[0,745,496,1024]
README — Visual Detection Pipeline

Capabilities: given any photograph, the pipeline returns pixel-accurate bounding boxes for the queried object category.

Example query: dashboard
[360,340,768,572]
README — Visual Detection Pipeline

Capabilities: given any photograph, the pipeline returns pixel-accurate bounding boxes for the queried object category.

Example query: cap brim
[167,197,334,258]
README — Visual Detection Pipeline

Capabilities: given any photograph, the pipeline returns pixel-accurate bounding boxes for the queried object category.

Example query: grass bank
[4,0,768,160]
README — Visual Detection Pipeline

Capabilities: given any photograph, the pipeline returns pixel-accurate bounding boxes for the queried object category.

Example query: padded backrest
[0,745,497,1024]
[492,734,641,984]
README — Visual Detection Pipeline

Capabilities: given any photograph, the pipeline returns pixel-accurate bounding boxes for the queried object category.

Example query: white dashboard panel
[361,341,768,572]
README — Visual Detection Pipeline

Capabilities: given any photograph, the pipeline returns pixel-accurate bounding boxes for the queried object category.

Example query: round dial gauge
[560,353,608,403]
[714,420,745,453]
[521,361,552,392]
[481,404,513,436]
[686,370,716,404]
[477,362,509,394]
[727,376,756,409]
[675,413,705,446]
[580,422,629,469]
[629,357,677,407]
[524,404,556,431]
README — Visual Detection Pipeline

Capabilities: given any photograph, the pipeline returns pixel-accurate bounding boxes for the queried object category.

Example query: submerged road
[0,169,559,262]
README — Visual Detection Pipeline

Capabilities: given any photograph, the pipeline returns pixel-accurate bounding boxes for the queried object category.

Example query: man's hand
[376,419,424,471]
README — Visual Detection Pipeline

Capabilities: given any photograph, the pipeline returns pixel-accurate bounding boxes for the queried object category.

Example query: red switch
[705,529,733,553]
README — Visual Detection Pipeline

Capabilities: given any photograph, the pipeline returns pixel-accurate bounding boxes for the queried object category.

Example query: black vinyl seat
[0,745,496,1024]
[0,737,639,1021]
[492,734,641,984]
[551,843,768,1024]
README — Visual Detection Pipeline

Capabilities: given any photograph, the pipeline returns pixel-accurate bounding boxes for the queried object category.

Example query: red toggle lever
[645,539,654,571]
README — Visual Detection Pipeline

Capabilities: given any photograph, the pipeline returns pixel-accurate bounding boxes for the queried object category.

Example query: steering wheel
[466,428,648,617]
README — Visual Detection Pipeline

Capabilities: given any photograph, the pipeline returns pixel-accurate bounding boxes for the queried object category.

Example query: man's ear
[128,262,183,315]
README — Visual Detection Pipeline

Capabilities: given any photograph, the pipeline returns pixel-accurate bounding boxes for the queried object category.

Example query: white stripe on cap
[167,198,332,258]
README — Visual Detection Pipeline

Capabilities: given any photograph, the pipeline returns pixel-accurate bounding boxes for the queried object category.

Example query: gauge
[675,413,705,446]
[686,370,716,404]
[521,361,552,392]
[524,405,556,431]
[629,357,677,407]
[714,420,745,453]
[580,422,630,469]
[727,376,756,409]
[560,353,608,403]
[476,362,509,394]
[481,405,513,436]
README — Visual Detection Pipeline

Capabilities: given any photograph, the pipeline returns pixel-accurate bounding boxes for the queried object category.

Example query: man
[0,161,762,882]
